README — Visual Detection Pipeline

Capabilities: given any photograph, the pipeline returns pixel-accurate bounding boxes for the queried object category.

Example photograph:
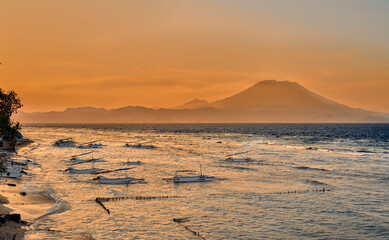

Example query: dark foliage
[0,89,22,142]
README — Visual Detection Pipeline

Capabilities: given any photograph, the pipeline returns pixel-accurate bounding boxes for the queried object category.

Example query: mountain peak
[187,98,206,104]
[173,98,209,109]
[253,80,300,87]
[209,80,345,112]
[14,80,387,123]
[64,106,107,112]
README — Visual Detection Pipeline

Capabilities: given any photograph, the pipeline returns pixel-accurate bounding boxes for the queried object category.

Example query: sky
[1,0,388,113]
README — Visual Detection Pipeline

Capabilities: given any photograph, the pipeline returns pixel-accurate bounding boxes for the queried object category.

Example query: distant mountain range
[173,98,209,109]
[15,80,389,123]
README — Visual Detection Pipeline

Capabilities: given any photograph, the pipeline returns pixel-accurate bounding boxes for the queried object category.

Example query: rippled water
[18,124,389,239]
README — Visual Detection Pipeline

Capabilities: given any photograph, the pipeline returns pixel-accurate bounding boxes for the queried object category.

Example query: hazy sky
[1,0,388,112]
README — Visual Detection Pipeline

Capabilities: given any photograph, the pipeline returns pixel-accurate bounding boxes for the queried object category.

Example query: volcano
[15,80,388,123]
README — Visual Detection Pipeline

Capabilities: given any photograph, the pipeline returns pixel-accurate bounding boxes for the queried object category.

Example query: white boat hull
[70,158,106,164]
[125,161,142,165]
[224,157,253,162]
[0,167,24,178]
[78,144,104,149]
[54,142,75,147]
[65,167,102,174]
[125,144,156,149]
[164,164,219,183]
[97,176,141,184]
[164,175,216,183]
[0,172,22,178]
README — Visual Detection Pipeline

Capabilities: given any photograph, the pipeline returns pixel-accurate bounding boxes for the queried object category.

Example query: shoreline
[0,189,27,240]
[1,145,96,240]
[0,149,56,240]
[1,178,57,221]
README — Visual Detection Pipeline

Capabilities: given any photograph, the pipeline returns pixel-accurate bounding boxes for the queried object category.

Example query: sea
[17,123,389,239]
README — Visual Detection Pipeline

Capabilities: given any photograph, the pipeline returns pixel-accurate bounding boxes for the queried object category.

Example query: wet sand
[1,146,97,240]
[0,214,26,240]
[0,178,56,239]
[0,188,26,240]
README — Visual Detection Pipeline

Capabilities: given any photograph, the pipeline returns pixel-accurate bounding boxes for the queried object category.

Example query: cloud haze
[1,0,388,112]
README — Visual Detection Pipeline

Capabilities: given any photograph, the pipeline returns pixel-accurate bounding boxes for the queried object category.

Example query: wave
[21,183,70,220]
[108,189,130,197]
[303,179,328,185]
[280,144,333,153]
[284,145,311,150]
[264,142,382,157]
[294,166,328,171]
[46,198,70,215]
[331,150,380,157]
[73,232,97,240]
[230,166,257,171]
[22,182,44,193]
[266,142,323,151]
[28,143,41,152]
[36,195,70,220]
[317,148,332,153]
[220,165,257,171]
[20,151,71,221]
[356,148,375,153]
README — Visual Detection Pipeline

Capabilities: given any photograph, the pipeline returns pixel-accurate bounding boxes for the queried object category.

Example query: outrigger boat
[125,160,142,165]
[125,141,157,149]
[6,159,30,170]
[65,167,102,174]
[78,140,104,149]
[92,167,145,184]
[54,138,75,147]
[163,164,218,183]
[11,156,34,165]
[69,152,106,164]
[224,151,253,162]
[65,159,102,174]
[93,176,145,184]
[1,155,30,178]
[0,166,27,178]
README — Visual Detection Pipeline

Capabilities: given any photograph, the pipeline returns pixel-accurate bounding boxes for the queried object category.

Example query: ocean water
[17,123,389,239]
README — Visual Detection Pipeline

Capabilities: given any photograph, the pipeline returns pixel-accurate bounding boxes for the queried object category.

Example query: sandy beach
[0,178,56,240]
[0,193,26,239]
[1,144,99,240]
[0,150,56,240]
[1,189,27,240]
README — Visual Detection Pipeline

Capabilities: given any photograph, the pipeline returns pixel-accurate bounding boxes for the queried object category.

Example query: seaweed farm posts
[95,195,184,214]
[173,218,206,240]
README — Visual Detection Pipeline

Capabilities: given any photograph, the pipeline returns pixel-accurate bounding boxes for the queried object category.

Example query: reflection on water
[17,124,389,239]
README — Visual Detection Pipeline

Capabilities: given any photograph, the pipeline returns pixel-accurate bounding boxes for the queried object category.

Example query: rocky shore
[0,149,55,240]
[0,187,27,240]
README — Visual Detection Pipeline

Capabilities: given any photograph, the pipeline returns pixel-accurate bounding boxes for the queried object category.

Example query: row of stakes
[95,189,332,214]
[173,218,206,240]
[270,188,331,195]
[95,196,206,239]
[169,188,330,239]
[95,189,331,237]
[95,195,184,214]
[96,188,330,202]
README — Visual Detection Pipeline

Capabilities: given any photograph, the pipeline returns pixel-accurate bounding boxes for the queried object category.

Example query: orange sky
[1,0,388,113]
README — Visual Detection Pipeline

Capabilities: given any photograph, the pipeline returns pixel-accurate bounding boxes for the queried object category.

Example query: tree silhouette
[0,89,22,144]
